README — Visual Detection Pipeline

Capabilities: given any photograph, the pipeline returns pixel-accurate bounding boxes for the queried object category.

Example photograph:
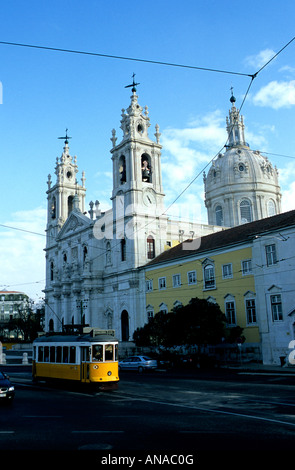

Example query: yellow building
[144,224,261,345]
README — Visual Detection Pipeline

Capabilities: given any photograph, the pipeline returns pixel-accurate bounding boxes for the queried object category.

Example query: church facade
[44,87,223,340]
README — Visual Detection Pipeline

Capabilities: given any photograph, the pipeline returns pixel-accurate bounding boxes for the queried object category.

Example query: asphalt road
[1,366,295,465]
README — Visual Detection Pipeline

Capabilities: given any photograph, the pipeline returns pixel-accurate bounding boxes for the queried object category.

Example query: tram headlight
[107,371,112,376]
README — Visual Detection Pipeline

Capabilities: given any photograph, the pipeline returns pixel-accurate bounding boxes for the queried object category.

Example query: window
[121,238,126,261]
[141,154,151,182]
[105,344,114,362]
[246,299,257,324]
[93,344,103,361]
[106,241,112,265]
[68,195,74,216]
[38,347,44,362]
[50,346,55,362]
[225,301,236,325]
[271,294,283,321]
[222,263,233,279]
[147,309,154,322]
[146,279,153,292]
[50,262,54,281]
[215,205,223,226]
[158,277,166,290]
[242,259,252,275]
[267,199,276,217]
[159,303,168,314]
[119,155,126,184]
[204,264,215,289]
[265,244,277,266]
[147,236,155,259]
[187,270,197,285]
[56,346,62,363]
[240,200,252,224]
[172,274,181,288]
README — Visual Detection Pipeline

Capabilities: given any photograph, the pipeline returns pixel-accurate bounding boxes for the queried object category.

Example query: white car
[119,355,157,372]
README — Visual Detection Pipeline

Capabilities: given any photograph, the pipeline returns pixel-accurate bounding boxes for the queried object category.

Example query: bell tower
[110,79,164,217]
[46,131,86,247]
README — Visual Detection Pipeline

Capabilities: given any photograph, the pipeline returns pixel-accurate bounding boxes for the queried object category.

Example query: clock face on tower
[143,190,156,207]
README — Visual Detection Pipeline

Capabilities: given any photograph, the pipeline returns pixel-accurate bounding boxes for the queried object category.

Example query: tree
[7,298,45,342]
[133,297,227,350]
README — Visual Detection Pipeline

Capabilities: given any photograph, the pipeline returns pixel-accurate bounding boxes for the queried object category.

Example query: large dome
[204,96,282,227]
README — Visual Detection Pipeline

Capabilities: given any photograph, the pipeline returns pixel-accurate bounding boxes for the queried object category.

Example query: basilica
[44,86,282,342]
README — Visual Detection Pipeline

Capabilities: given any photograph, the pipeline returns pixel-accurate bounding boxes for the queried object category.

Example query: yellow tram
[32,329,119,389]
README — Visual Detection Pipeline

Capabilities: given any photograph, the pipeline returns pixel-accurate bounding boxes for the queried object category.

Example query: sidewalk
[224,363,295,374]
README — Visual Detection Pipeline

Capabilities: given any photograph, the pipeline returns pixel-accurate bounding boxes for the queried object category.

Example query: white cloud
[281,181,295,212]
[278,162,295,212]
[0,207,46,301]
[244,49,276,69]
[252,80,295,109]
[159,111,226,222]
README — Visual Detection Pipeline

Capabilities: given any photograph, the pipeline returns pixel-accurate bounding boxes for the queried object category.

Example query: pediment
[57,210,92,240]
[267,284,282,293]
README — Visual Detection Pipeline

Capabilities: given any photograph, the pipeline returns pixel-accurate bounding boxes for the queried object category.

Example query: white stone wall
[253,226,295,365]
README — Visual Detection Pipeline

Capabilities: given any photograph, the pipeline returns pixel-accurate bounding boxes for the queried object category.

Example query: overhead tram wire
[0,40,253,78]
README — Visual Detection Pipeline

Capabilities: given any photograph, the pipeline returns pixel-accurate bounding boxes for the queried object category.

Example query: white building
[252,211,295,365]
[44,86,222,340]
[204,93,282,227]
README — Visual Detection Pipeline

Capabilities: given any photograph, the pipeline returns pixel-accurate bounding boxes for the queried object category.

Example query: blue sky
[0,0,295,301]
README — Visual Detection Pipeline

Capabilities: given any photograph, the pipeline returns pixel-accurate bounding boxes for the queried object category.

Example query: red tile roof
[146,210,295,267]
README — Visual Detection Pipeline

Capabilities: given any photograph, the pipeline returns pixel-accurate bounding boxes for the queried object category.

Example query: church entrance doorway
[121,310,129,341]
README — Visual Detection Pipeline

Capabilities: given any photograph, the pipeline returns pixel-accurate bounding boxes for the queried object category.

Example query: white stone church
[44,86,282,341]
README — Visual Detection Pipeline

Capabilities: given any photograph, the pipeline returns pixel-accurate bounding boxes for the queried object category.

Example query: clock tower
[109,82,165,267]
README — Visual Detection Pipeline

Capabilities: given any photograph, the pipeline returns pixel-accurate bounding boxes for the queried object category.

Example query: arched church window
[121,310,129,341]
[240,200,252,224]
[106,241,112,265]
[121,238,126,261]
[215,205,223,226]
[49,319,54,332]
[141,154,151,182]
[51,197,56,219]
[267,199,276,217]
[68,195,74,216]
[147,236,155,259]
[119,155,126,184]
[50,262,54,281]
[83,246,88,262]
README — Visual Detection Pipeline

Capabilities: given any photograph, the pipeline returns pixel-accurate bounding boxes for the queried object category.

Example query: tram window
[44,346,49,362]
[56,346,62,363]
[115,344,118,361]
[50,346,55,363]
[63,346,69,363]
[38,346,44,362]
[81,346,90,362]
[69,346,76,363]
[92,345,103,362]
[105,344,114,361]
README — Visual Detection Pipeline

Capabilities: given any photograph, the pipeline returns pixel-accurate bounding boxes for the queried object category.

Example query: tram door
[81,346,90,382]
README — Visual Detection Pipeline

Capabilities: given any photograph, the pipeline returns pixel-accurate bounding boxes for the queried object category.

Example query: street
[1,366,295,464]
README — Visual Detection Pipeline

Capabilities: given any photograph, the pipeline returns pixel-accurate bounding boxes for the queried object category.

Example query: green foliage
[133,297,227,348]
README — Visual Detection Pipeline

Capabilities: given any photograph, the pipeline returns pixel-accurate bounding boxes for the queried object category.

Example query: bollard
[22,352,29,365]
